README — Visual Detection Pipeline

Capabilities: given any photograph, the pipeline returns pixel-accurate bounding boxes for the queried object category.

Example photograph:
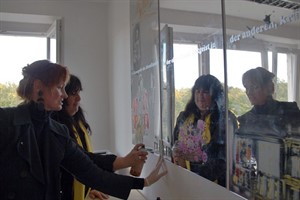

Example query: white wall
[0,0,111,150]
[107,0,133,156]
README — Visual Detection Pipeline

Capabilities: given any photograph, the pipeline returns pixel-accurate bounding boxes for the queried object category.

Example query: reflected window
[173,43,199,123]
[211,49,261,116]
[174,43,199,89]
[211,49,261,88]
[268,52,288,101]
[210,49,292,116]
[173,47,295,117]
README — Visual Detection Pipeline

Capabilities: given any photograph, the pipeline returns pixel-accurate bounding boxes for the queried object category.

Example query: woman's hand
[112,143,148,170]
[124,143,148,167]
[88,189,109,200]
[172,155,187,168]
[144,156,168,187]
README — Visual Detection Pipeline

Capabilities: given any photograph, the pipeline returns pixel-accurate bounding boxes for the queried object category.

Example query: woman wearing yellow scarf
[172,74,237,187]
[52,75,149,200]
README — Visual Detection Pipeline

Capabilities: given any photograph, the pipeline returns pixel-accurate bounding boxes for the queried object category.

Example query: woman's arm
[87,143,148,172]
[61,139,144,199]
[112,143,148,171]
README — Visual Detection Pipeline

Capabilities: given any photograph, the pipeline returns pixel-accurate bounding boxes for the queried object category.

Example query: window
[0,13,61,107]
[173,43,199,121]
[172,46,294,117]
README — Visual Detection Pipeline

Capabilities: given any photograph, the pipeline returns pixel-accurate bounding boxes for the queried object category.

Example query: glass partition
[225,1,300,199]
[159,0,228,188]
[130,0,300,198]
[130,0,161,153]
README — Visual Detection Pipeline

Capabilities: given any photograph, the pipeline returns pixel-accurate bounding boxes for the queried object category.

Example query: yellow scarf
[202,114,211,145]
[73,121,93,200]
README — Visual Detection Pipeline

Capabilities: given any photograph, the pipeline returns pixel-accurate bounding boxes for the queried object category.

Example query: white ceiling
[160,0,299,26]
[0,0,299,36]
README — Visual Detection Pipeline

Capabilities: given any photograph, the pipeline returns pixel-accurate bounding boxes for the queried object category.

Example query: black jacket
[237,99,300,137]
[173,109,237,187]
[0,104,144,200]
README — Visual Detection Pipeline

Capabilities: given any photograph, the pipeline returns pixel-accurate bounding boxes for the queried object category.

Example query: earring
[37,90,45,111]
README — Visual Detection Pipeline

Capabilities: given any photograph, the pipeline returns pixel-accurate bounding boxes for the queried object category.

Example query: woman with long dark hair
[172,74,237,187]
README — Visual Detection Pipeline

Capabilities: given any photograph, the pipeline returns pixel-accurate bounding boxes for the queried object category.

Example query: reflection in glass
[160,24,174,157]
[130,0,160,152]
[226,2,300,199]
[161,0,300,198]
[131,0,300,198]
[172,74,234,187]
[173,43,199,123]
[160,0,226,188]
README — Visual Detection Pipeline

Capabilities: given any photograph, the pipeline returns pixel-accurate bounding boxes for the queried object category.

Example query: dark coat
[0,105,143,200]
[173,108,237,187]
[237,99,300,137]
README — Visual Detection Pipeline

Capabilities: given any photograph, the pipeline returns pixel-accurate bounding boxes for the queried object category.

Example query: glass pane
[160,24,174,157]
[211,49,262,116]
[130,0,160,153]
[173,43,199,125]
[160,0,228,188]
[276,53,288,101]
[226,1,300,199]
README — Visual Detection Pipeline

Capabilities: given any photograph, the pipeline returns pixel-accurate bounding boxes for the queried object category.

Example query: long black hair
[180,74,226,143]
[183,74,224,118]
[52,74,91,140]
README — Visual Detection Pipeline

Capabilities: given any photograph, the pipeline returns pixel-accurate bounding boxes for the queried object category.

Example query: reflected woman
[172,74,237,187]
[238,67,300,136]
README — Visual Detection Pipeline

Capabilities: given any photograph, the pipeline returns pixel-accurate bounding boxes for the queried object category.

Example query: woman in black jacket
[52,74,148,200]
[0,60,167,200]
